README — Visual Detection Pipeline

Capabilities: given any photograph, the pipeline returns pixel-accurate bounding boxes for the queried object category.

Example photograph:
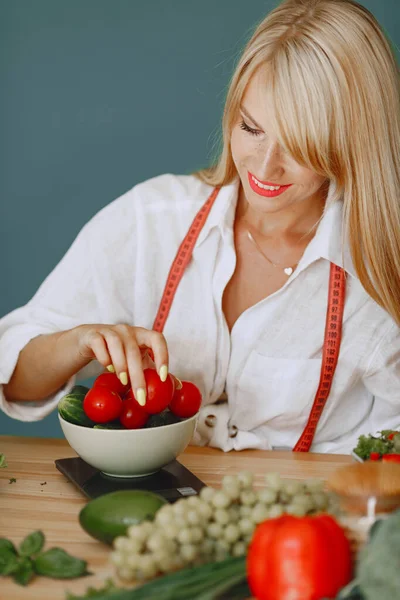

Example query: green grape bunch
[110,471,334,583]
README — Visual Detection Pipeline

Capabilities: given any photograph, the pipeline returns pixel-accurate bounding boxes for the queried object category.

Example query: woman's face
[230,70,327,215]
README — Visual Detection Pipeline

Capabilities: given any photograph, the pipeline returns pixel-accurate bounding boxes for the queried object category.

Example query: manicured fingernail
[136,388,146,406]
[159,365,168,382]
[174,375,183,390]
[106,365,115,373]
[119,372,128,386]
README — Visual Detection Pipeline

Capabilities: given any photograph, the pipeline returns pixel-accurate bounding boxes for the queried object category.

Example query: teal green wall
[0,0,398,438]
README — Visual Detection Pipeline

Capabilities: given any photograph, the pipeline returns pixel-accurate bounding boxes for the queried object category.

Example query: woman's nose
[257,140,284,180]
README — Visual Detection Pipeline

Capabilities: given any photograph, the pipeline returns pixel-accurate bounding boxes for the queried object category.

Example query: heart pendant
[284,267,293,276]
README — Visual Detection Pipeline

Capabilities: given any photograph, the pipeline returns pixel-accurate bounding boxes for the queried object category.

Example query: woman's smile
[248,171,292,197]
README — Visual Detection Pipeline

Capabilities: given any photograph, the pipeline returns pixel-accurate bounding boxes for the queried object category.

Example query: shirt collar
[195,178,357,279]
[195,178,240,247]
[298,196,357,278]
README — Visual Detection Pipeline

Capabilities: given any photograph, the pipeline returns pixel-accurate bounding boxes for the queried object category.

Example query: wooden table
[0,435,352,600]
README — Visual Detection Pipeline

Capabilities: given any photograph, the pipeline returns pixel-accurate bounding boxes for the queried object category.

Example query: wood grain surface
[0,435,352,600]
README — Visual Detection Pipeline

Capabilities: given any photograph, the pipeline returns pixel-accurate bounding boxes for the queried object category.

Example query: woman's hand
[76,324,169,406]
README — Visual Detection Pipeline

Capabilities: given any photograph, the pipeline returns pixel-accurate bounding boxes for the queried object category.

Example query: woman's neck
[236,185,327,242]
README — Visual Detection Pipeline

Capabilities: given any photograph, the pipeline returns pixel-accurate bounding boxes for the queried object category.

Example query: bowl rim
[58,411,198,432]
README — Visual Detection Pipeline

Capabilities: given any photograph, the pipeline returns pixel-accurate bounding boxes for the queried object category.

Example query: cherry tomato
[387,431,400,440]
[369,452,381,461]
[83,387,123,423]
[120,390,150,429]
[169,381,202,418]
[143,368,175,415]
[93,372,130,397]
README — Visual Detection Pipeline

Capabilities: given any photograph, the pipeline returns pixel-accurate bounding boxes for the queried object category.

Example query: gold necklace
[246,230,298,276]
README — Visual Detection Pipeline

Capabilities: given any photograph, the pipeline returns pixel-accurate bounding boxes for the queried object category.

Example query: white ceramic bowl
[58,414,198,478]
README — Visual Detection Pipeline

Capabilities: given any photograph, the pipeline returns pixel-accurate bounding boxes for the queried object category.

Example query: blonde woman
[1,0,399,454]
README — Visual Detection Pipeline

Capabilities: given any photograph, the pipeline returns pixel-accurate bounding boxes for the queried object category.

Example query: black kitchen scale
[55,457,206,502]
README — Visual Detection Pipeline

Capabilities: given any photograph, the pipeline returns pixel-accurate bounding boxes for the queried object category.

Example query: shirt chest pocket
[234,351,322,431]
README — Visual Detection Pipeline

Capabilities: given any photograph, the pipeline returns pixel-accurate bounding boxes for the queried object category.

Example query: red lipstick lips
[248,171,292,198]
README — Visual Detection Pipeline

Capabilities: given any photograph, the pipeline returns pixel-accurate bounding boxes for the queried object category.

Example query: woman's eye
[239,119,261,136]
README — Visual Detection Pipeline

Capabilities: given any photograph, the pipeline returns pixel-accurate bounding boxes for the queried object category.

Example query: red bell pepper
[247,514,352,600]
[382,453,400,463]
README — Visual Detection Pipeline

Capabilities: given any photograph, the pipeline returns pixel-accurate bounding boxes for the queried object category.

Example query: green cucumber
[58,388,94,427]
[145,409,183,428]
[70,385,90,396]
[93,422,123,430]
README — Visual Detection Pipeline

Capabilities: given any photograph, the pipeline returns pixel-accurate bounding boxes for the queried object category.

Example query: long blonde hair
[198,0,400,325]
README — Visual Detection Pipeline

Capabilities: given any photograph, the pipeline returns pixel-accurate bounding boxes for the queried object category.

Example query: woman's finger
[135,328,169,381]
[123,337,147,406]
[102,329,129,385]
[85,330,112,368]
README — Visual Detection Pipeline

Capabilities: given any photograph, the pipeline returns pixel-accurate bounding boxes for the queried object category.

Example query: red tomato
[120,391,150,429]
[83,387,123,423]
[247,514,352,600]
[142,368,175,415]
[382,453,400,463]
[369,452,381,461]
[93,372,130,397]
[169,381,202,418]
[387,431,400,440]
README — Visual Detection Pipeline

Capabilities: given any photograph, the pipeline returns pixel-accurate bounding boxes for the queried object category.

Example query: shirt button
[205,414,217,428]
[229,424,238,438]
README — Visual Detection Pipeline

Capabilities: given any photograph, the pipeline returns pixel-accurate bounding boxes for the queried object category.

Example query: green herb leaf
[0,538,18,576]
[0,549,19,576]
[0,454,7,468]
[65,578,120,599]
[13,557,35,586]
[34,547,90,579]
[19,530,45,557]
[9,477,16,484]
[0,538,17,555]
[353,434,393,460]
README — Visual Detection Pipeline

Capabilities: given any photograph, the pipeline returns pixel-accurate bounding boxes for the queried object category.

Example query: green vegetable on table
[336,509,400,600]
[66,578,120,599]
[79,490,167,545]
[0,530,89,586]
[0,453,7,468]
[353,431,398,460]
[65,556,250,600]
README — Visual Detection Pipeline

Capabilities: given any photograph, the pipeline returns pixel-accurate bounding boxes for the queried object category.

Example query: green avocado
[79,490,167,545]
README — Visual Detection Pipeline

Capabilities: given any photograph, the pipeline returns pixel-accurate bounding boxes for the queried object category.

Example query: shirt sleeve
[362,322,400,429]
[0,222,101,421]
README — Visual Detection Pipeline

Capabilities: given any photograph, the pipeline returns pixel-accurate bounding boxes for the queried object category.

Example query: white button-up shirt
[1,174,399,453]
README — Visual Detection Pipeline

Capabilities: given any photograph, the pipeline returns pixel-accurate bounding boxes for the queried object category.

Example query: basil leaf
[13,557,35,586]
[34,547,89,579]
[0,454,7,468]
[0,538,17,555]
[19,530,45,557]
[0,549,19,576]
